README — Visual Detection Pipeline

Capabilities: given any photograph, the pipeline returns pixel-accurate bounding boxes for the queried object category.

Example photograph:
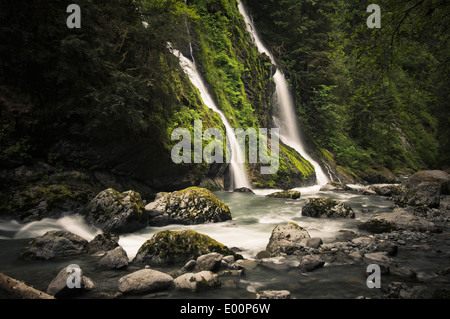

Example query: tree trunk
[0,273,55,299]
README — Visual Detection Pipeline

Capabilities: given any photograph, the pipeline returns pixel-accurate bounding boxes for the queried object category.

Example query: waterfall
[169,46,251,190]
[237,1,330,185]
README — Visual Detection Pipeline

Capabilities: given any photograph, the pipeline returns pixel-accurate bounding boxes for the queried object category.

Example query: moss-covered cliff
[0,0,317,197]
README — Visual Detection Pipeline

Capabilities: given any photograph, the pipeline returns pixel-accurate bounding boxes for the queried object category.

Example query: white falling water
[169,46,252,190]
[237,1,330,185]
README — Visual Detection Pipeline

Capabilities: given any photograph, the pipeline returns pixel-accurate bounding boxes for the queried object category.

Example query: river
[0,185,409,299]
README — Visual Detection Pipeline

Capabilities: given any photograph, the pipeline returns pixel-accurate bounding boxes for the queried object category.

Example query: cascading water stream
[237,1,330,185]
[169,46,251,190]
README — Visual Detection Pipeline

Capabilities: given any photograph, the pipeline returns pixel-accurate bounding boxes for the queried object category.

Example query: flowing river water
[2,185,437,299]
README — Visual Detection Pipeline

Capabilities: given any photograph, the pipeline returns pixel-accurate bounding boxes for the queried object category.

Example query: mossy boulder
[1,182,92,222]
[302,198,355,218]
[145,187,231,226]
[21,230,88,260]
[83,188,148,234]
[133,230,240,265]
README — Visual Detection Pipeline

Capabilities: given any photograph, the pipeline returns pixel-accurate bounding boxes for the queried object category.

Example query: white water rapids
[237,1,330,185]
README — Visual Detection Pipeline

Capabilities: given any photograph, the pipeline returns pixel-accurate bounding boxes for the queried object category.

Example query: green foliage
[245,0,449,173]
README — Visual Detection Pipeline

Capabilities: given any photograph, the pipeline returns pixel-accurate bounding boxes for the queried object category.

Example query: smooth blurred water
[0,186,413,299]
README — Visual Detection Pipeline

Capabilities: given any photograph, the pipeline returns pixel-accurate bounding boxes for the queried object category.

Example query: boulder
[255,250,271,260]
[297,255,325,272]
[145,187,231,226]
[233,187,255,194]
[405,170,450,194]
[133,230,240,265]
[87,232,120,254]
[266,190,301,199]
[256,290,291,299]
[320,181,353,192]
[369,185,404,197]
[397,182,441,208]
[21,230,88,260]
[83,188,148,234]
[358,208,442,233]
[302,198,355,218]
[98,246,129,269]
[266,222,311,255]
[194,252,224,272]
[117,269,173,294]
[173,271,220,291]
[306,237,323,249]
[47,266,94,297]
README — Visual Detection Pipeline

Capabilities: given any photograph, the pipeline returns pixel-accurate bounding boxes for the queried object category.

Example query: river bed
[0,185,448,299]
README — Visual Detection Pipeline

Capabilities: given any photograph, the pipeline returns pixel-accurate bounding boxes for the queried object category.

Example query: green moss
[136,229,241,264]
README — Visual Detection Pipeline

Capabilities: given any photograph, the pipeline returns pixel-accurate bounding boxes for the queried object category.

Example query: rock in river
[47,266,94,297]
[359,208,442,233]
[266,222,311,255]
[266,190,301,199]
[173,271,220,292]
[21,230,88,260]
[98,246,129,269]
[145,187,232,226]
[302,198,355,218]
[83,188,148,234]
[133,230,240,265]
[117,269,173,294]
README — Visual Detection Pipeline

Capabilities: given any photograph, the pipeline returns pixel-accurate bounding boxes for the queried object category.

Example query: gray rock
[173,271,220,291]
[222,255,235,264]
[302,198,355,218]
[255,250,271,259]
[84,188,148,234]
[266,190,301,199]
[145,187,231,226]
[233,187,255,194]
[306,237,323,249]
[21,230,88,260]
[194,253,224,272]
[364,252,392,264]
[351,237,373,246]
[47,266,94,297]
[375,241,398,256]
[117,269,173,294]
[98,246,129,269]
[398,182,441,208]
[369,185,404,197]
[298,255,325,272]
[256,290,291,299]
[391,266,417,279]
[266,222,311,255]
[359,208,442,233]
[87,233,120,254]
[405,170,450,195]
[320,182,353,192]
